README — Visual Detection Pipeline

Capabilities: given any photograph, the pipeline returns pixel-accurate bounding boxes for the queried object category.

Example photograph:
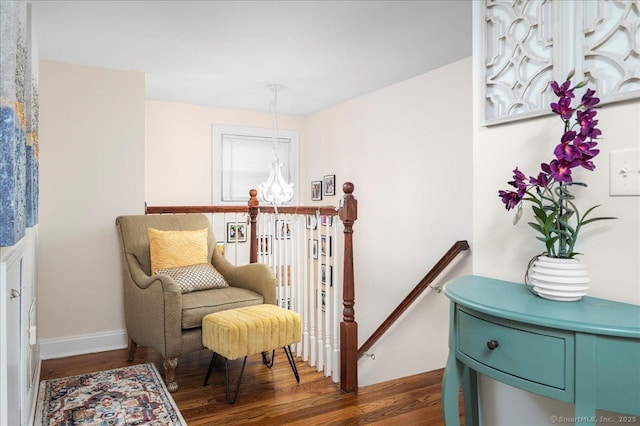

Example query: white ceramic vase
[526,255,590,301]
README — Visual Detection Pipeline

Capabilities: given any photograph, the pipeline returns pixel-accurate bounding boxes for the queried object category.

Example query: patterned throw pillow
[156,263,229,293]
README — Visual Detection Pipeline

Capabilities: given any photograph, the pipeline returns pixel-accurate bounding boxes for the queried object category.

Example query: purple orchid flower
[550,96,573,120]
[549,159,573,183]
[581,89,600,109]
[529,171,550,188]
[499,190,522,211]
[551,80,574,98]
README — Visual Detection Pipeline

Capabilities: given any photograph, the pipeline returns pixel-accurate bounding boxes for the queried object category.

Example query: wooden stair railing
[144,182,359,393]
[357,240,470,360]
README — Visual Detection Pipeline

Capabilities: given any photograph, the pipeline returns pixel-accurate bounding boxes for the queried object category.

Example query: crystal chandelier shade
[258,85,294,205]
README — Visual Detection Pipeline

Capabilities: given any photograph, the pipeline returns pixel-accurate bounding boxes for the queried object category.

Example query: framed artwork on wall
[311,180,322,201]
[216,241,225,255]
[276,220,292,239]
[323,175,336,196]
[306,215,317,230]
[274,265,291,284]
[258,235,272,255]
[320,235,332,257]
[226,222,247,243]
[321,264,333,286]
[309,239,318,259]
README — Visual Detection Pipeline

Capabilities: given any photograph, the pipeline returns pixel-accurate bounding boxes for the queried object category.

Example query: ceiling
[31,0,472,116]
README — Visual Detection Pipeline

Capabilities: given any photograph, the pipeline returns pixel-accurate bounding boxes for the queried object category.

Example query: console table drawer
[457,309,567,389]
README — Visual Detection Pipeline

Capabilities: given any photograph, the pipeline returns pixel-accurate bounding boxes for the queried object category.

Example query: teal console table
[442,275,640,426]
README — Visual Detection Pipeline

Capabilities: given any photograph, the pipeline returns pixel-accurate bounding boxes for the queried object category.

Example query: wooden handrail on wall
[357,240,469,360]
[145,182,359,393]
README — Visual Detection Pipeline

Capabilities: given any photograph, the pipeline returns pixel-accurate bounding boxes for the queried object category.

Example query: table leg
[442,350,464,425]
[574,334,597,426]
[462,366,479,426]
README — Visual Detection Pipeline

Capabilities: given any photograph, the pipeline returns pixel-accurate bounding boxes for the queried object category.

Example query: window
[212,125,299,204]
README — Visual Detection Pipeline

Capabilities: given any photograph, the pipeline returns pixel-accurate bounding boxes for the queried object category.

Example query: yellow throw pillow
[148,227,209,273]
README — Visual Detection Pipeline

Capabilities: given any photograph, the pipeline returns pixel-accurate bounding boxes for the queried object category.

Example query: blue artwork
[0,0,38,247]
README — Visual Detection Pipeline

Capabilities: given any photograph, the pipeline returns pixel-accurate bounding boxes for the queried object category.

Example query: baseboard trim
[39,329,128,360]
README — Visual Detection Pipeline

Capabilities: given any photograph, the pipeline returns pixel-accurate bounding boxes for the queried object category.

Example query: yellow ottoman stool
[202,304,302,403]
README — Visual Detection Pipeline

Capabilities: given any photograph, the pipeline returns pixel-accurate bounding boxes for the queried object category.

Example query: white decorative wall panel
[482,0,555,125]
[480,0,640,126]
[582,0,640,104]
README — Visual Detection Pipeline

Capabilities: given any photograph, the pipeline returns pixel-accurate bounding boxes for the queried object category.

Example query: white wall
[37,61,145,357]
[302,57,473,386]
[144,58,473,386]
[145,100,305,206]
[472,62,640,426]
[145,100,306,248]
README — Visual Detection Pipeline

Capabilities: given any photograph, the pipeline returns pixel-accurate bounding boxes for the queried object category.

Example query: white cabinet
[0,229,39,426]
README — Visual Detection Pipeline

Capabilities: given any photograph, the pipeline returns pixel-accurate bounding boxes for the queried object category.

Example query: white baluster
[332,217,342,383]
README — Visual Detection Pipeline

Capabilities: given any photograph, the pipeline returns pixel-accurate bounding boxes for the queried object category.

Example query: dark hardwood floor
[39,346,464,425]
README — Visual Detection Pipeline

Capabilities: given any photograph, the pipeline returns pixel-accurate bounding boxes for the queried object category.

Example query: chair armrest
[126,253,181,293]
[213,257,276,305]
[122,253,183,356]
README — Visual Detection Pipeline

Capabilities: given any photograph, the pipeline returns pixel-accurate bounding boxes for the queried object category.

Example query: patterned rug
[35,363,186,426]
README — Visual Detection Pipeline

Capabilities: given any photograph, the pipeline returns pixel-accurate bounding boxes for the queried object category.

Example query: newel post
[248,189,259,263]
[338,182,358,392]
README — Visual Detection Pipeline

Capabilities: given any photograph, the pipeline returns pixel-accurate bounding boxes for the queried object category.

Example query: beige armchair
[115,214,276,392]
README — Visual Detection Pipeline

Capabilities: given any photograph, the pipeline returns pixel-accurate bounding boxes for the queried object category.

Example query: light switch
[610,149,640,196]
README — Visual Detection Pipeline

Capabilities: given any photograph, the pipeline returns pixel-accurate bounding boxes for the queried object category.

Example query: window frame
[212,124,300,205]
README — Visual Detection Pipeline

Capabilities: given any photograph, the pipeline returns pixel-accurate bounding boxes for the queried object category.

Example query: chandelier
[258,84,294,205]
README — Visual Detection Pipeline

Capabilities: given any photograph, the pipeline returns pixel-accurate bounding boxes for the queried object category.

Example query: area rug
[35,363,186,426]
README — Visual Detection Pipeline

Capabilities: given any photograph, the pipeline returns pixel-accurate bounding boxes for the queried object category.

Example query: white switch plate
[610,149,640,196]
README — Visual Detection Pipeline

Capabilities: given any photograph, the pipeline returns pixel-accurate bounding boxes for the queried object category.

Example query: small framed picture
[311,180,322,201]
[321,290,326,312]
[320,215,333,226]
[306,215,317,230]
[227,222,247,243]
[320,235,332,256]
[276,220,292,239]
[321,264,333,286]
[216,241,225,255]
[323,174,336,196]
[309,239,318,259]
[281,297,291,310]
[258,235,272,255]
[274,265,291,284]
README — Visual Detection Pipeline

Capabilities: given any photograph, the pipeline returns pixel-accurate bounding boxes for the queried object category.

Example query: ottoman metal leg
[225,356,247,404]
[203,351,248,404]
[203,352,218,386]
[283,345,300,383]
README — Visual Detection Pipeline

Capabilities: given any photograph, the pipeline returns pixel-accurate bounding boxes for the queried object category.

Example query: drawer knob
[486,340,499,350]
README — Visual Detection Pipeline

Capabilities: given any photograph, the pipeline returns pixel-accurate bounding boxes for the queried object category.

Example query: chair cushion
[157,263,229,293]
[148,227,208,272]
[181,286,263,329]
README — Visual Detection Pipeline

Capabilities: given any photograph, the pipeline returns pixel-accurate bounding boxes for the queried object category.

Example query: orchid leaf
[528,222,544,234]
[532,205,546,221]
[580,216,617,226]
